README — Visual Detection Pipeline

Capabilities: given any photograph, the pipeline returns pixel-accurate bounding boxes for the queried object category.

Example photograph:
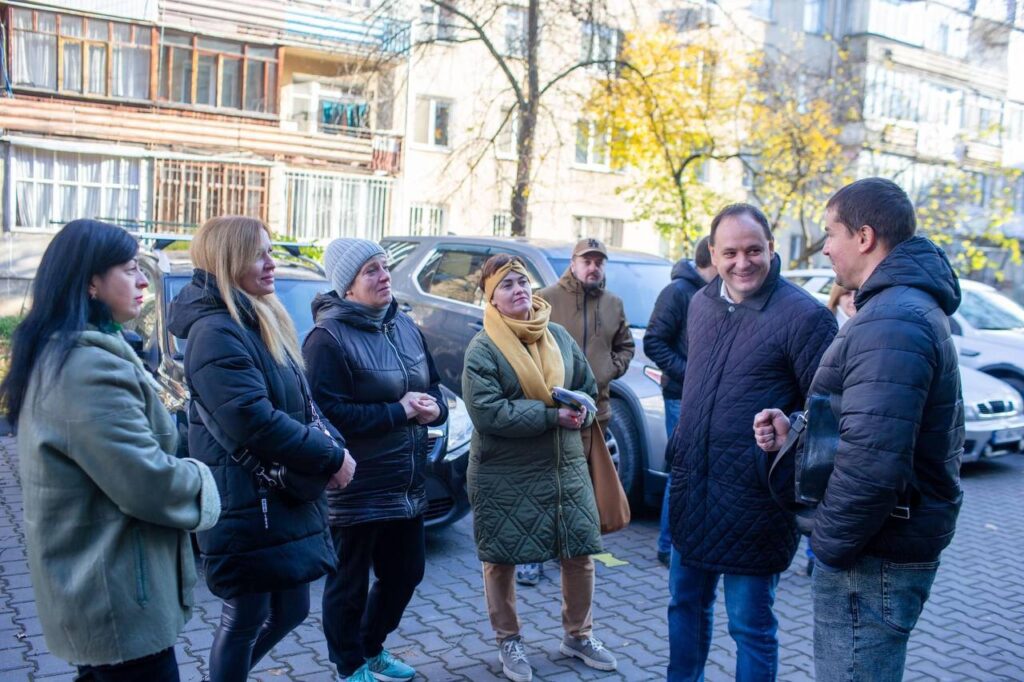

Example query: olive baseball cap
[572,237,608,258]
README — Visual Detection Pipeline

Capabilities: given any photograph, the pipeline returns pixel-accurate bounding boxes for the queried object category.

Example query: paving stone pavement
[1,434,1023,681]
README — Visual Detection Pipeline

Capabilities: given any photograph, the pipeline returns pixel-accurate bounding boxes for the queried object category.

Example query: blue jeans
[657,398,681,555]
[667,552,780,681]
[813,555,938,682]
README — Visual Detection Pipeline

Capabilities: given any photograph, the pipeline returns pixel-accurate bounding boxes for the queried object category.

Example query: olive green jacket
[17,330,220,666]
[462,322,602,564]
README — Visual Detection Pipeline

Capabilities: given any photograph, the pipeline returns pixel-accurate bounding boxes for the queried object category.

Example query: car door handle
[469,320,483,331]
[960,348,980,357]
[398,302,413,313]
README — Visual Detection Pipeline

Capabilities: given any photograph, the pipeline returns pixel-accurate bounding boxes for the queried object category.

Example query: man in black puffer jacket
[667,204,837,681]
[755,178,964,682]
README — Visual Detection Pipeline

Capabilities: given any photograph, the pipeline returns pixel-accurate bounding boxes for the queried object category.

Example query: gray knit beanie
[323,238,386,296]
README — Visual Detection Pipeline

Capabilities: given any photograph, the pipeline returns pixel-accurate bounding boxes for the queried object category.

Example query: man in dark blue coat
[667,204,837,681]
[644,236,716,565]
[755,178,964,681]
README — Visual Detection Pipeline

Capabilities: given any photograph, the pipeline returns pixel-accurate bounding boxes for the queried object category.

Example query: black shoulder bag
[768,393,911,535]
[192,386,336,505]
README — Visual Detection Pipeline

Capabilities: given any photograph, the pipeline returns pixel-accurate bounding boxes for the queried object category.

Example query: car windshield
[960,288,1024,331]
[166,275,330,354]
[547,258,672,327]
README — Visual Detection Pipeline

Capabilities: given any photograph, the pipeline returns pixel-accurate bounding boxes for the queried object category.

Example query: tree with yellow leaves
[590,24,753,254]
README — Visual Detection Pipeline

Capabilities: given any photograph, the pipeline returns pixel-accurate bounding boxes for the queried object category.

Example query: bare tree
[383,0,620,236]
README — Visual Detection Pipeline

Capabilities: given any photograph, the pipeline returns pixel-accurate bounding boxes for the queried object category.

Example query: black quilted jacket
[808,237,964,569]
[669,256,837,574]
[643,259,707,400]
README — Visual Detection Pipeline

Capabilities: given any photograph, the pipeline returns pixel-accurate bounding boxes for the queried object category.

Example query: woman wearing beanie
[167,216,355,682]
[462,254,616,682]
[303,237,448,682]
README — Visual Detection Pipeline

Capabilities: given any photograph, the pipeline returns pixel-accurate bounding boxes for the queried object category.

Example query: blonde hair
[191,216,304,368]
[827,283,853,315]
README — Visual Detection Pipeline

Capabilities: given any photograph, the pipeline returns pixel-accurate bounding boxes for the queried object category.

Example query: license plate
[991,427,1024,445]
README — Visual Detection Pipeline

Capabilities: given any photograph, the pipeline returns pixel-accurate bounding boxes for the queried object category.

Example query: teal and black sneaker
[365,649,416,681]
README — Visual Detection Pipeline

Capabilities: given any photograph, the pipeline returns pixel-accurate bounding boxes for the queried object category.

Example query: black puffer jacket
[302,292,448,527]
[669,256,837,574]
[643,259,707,400]
[808,237,964,569]
[168,270,344,599]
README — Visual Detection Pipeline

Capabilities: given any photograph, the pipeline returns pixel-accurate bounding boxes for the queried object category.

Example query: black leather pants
[209,584,310,682]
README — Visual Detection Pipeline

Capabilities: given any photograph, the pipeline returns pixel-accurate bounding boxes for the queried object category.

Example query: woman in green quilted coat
[462,254,617,682]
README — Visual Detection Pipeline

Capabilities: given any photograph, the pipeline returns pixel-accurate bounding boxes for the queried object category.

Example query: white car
[784,269,1024,401]
[783,268,1024,463]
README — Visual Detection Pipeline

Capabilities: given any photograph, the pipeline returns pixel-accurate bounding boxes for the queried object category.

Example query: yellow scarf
[482,260,565,407]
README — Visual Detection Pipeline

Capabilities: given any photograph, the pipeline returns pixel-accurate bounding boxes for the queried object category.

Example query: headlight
[444,394,474,457]
[963,402,980,421]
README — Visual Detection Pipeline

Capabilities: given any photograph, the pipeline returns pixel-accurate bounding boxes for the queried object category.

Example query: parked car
[785,269,1024,397]
[783,268,1024,463]
[125,236,471,529]
[380,236,674,508]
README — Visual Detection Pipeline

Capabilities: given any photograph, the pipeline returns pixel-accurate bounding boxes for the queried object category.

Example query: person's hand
[399,391,430,419]
[413,395,441,424]
[557,407,585,430]
[753,409,790,452]
[327,450,356,490]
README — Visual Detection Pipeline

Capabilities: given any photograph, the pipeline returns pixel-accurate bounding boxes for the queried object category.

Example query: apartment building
[395,1,663,252]
[758,0,1024,267]
[0,0,407,309]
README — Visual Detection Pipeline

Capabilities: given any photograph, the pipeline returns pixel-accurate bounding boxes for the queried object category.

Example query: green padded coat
[462,322,603,564]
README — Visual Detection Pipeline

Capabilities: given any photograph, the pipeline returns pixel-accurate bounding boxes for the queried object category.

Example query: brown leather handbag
[584,421,631,534]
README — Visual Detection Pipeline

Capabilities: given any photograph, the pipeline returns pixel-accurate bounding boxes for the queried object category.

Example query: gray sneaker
[515,562,542,586]
[498,635,533,682]
[560,634,618,671]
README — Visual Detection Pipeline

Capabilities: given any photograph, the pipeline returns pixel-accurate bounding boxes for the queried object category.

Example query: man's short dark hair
[694,236,712,268]
[709,204,773,245]
[826,177,916,248]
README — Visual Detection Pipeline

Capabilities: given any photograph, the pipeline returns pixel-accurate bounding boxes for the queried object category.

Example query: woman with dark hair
[0,219,221,682]
[462,254,615,682]
[167,216,355,682]
[303,237,447,682]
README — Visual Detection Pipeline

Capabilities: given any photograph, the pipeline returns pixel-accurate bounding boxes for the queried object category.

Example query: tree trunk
[511,0,539,237]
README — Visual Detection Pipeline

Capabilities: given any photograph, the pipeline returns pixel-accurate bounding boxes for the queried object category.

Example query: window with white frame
[803,0,825,33]
[575,119,609,167]
[573,215,624,247]
[11,147,142,230]
[285,170,391,242]
[926,7,969,59]
[749,0,774,21]
[419,3,456,42]
[864,64,920,122]
[409,203,447,235]
[492,211,513,236]
[580,22,620,69]
[497,105,520,157]
[414,97,452,148]
[967,95,1003,142]
[919,82,962,129]
[505,5,527,58]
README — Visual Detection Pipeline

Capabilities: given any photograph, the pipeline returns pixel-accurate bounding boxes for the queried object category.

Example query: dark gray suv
[381,236,673,508]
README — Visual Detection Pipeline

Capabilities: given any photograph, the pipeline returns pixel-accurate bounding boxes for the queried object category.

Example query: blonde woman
[462,254,615,682]
[167,216,355,682]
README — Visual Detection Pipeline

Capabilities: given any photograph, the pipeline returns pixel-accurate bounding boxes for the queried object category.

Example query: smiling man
[755,178,964,682]
[666,204,837,681]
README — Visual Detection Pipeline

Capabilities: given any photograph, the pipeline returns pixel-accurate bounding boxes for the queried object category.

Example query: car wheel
[608,397,644,507]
